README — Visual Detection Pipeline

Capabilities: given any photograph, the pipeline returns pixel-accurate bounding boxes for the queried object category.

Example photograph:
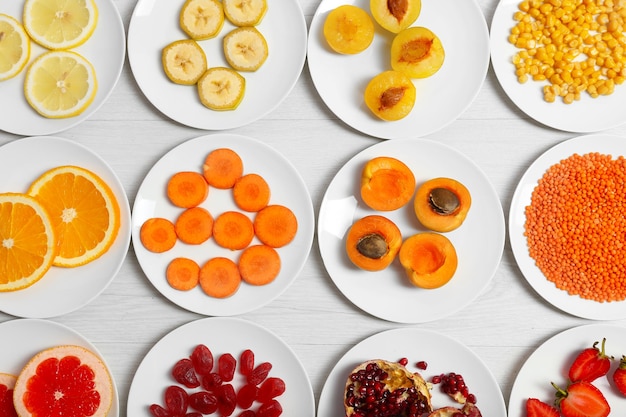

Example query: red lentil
[524,152,626,302]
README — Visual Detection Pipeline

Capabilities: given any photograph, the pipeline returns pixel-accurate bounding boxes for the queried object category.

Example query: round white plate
[307,0,489,140]
[127,0,306,130]
[131,133,314,316]
[127,317,314,417]
[0,136,131,318]
[508,323,626,417]
[491,0,626,132]
[509,133,626,319]
[0,0,125,136]
[318,139,505,323]
[318,327,506,416]
[0,318,119,417]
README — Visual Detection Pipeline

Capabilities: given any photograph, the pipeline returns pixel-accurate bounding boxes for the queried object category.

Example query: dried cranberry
[247,362,272,386]
[217,383,237,417]
[191,344,214,376]
[239,349,255,376]
[172,358,200,389]
[236,383,258,409]
[202,372,223,392]
[218,353,237,382]
[257,377,285,403]
[257,399,283,417]
[188,391,218,414]
[149,404,172,417]
[165,385,188,416]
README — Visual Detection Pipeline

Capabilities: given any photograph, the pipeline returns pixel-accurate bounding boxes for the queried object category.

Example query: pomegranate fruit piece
[433,372,476,404]
[257,377,286,403]
[257,399,283,417]
[217,383,237,417]
[188,391,218,414]
[202,372,223,392]
[149,404,172,417]
[247,362,272,385]
[218,353,237,382]
[236,383,258,409]
[165,385,189,416]
[191,344,214,376]
[239,349,255,376]
[172,358,201,389]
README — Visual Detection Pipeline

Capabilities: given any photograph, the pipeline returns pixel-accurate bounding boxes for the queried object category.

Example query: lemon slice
[197,67,245,111]
[24,50,98,119]
[180,0,224,40]
[162,39,207,85]
[0,14,31,81]
[223,27,268,72]
[23,0,98,50]
[223,0,267,26]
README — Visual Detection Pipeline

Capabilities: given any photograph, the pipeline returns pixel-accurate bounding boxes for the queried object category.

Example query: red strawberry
[526,398,559,417]
[612,355,626,396]
[568,338,612,383]
[553,380,610,417]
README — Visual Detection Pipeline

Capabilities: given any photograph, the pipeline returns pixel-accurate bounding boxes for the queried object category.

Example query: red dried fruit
[217,383,237,417]
[149,404,172,417]
[236,383,258,409]
[173,358,201,389]
[191,344,214,376]
[240,349,255,376]
[189,391,218,414]
[165,385,189,416]
[247,362,272,386]
[218,353,237,382]
[202,372,223,392]
[257,377,286,403]
[257,399,283,417]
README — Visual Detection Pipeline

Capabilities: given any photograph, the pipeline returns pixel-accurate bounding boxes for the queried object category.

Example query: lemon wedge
[0,14,31,81]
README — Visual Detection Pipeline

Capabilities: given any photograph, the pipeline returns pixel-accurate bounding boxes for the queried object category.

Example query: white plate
[131,133,314,316]
[491,0,626,132]
[0,318,119,417]
[127,0,306,130]
[509,133,626,320]
[318,327,506,416]
[307,0,489,140]
[508,323,626,417]
[0,0,125,136]
[318,139,505,323]
[0,136,131,318]
[127,317,314,417]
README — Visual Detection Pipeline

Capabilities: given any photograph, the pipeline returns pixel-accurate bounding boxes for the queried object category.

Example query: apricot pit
[346,215,402,271]
[391,26,445,79]
[414,177,471,232]
[370,0,421,33]
[323,5,375,55]
[360,156,416,211]
[364,70,416,121]
[399,232,458,289]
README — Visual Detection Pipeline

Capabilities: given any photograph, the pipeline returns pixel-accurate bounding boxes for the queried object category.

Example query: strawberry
[553,380,610,417]
[612,355,626,396]
[568,338,612,383]
[525,398,559,417]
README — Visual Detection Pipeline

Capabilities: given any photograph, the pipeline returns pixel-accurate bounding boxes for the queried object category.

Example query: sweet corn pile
[509,0,626,104]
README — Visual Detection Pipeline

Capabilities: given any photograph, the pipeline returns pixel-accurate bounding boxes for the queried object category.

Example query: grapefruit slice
[13,345,113,417]
[0,373,18,417]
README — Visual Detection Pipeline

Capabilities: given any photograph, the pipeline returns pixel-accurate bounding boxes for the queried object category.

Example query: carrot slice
[233,173,271,212]
[175,207,214,245]
[203,148,243,189]
[253,205,298,248]
[213,211,254,250]
[167,171,209,208]
[140,217,177,253]
[166,257,200,291]
[238,244,281,286]
[199,257,241,298]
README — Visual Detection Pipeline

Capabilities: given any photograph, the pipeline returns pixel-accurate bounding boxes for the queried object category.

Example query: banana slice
[197,67,246,111]
[223,0,267,26]
[162,39,207,85]
[180,0,224,40]
[223,27,268,72]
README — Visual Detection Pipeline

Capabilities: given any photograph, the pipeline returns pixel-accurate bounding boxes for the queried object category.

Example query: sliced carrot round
[238,244,281,286]
[233,173,271,212]
[175,207,214,245]
[140,217,177,253]
[199,257,241,298]
[202,148,243,189]
[213,211,254,250]
[167,171,209,208]
[253,204,298,248]
[166,257,200,291]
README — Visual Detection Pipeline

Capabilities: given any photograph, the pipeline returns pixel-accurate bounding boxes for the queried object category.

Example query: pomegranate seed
[416,361,428,370]
[217,384,237,417]
[190,344,214,376]
[257,399,283,417]
[149,404,172,417]
[165,385,188,416]
[466,393,477,404]
[248,362,272,386]
[188,391,218,414]
[186,413,202,417]
[218,353,237,382]
[172,358,200,389]
[239,411,256,417]
[236,383,258,409]
[239,349,255,376]
[257,377,286,403]
[398,357,408,366]
[202,372,223,392]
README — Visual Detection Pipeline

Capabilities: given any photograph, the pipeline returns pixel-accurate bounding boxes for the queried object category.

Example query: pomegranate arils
[416,361,428,370]
[173,358,201,389]
[165,385,189,416]
[398,357,409,366]
[202,372,223,392]
[186,413,202,417]
[239,349,255,376]
[149,404,172,417]
[188,391,218,414]
[257,377,286,403]
[238,411,256,417]
[432,372,476,404]
[257,399,283,417]
[191,344,214,376]
[237,383,258,409]
[217,383,237,417]
[218,353,237,382]
[248,362,272,385]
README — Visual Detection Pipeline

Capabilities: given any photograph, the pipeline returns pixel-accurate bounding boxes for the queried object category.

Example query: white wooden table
[2,0,625,415]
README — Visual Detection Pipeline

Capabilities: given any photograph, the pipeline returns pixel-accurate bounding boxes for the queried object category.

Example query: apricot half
[370,0,421,33]
[364,70,416,121]
[414,177,471,232]
[323,5,375,55]
[345,215,402,271]
[391,26,445,78]
[399,233,457,289]
[360,156,416,211]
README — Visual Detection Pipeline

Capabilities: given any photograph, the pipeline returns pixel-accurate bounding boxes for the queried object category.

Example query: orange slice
[28,165,121,268]
[0,373,18,417]
[0,193,56,292]
[13,345,113,417]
